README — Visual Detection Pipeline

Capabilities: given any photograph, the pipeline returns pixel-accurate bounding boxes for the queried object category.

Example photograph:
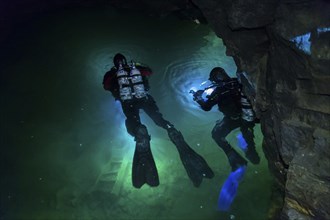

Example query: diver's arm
[103,68,120,100]
[198,97,218,111]
[142,75,150,91]
[136,63,152,91]
[136,63,153,76]
[102,69,113,91]
[193,89,218,111]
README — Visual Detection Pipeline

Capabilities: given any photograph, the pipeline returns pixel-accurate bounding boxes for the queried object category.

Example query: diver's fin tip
[132,183,145,189]
[146,174,160,187]
[204,173,215,179]
[148,182,160,187]
[193,182,201,188]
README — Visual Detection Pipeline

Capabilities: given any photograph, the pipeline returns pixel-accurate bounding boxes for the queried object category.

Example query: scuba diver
[103,53,214,188]
[191,67,260,172]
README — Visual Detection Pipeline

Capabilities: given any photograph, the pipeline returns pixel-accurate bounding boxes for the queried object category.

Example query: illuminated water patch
[290,27,330,55]
[317,27,330,35]
[161,32,237,118]
[290,32,311,54]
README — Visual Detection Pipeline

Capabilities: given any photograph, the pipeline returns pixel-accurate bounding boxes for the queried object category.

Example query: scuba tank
[116,61,147,101]
[130,61,147,99]
[240,93,255,122]
[116,62,133,101]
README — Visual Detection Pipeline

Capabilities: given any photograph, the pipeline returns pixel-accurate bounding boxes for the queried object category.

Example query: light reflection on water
[162,58,225,117]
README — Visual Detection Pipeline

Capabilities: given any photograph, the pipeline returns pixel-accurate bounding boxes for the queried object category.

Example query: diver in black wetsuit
[103,53,214,188]
[191,67,260,171]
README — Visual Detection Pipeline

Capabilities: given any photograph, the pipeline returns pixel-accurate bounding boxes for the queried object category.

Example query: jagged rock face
[1,0,329,219]
[191,1,330,219]
[264,4,330,219]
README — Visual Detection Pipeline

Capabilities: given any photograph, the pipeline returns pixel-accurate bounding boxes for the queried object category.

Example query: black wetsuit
[103,63,214,188]
[103,64,174,137]
[196,78,260,171]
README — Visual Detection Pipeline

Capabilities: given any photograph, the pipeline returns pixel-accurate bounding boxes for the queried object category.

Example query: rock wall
[1,0,329,219]
[190,0,330,219]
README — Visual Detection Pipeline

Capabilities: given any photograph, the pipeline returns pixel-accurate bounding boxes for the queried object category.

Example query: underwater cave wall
[190,0,330,219]
[263,3,330,219]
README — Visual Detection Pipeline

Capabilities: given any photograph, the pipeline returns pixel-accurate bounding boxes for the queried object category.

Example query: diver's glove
[190,90,204,102]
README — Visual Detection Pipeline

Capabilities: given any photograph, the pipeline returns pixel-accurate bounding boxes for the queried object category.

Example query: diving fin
[218,165,247,211]
[168,127,214,187]
[132,136,159,188]
[178,147,215,187]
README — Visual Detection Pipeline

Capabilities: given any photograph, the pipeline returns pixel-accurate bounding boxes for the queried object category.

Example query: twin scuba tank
[236,72,255,122]
[116,61,147,101]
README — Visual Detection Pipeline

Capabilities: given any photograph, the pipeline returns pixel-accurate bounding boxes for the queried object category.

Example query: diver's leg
[240,120,260,164]
[141,95,173,129]
[122,103,141,136]
[167,126,215,187]
[142,95,214,187]
[122,103,159,188]
[212,117,247,171]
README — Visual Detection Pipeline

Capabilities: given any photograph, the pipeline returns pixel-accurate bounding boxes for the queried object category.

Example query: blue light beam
[237,133,248,152]
[218,166,247,211]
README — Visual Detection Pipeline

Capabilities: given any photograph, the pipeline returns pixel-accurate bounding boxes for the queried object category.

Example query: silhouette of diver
[191,67,261,210]
[191,67,260,171]
[103,53,214,188]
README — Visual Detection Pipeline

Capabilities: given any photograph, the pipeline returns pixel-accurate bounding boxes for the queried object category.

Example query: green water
[1,6,274,220]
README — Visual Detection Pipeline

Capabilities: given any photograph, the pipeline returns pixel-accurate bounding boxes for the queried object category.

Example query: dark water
[1,6,274,220]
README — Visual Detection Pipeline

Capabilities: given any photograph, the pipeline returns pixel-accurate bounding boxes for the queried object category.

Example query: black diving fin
[132,138,159,188]
[168,128,214,187]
